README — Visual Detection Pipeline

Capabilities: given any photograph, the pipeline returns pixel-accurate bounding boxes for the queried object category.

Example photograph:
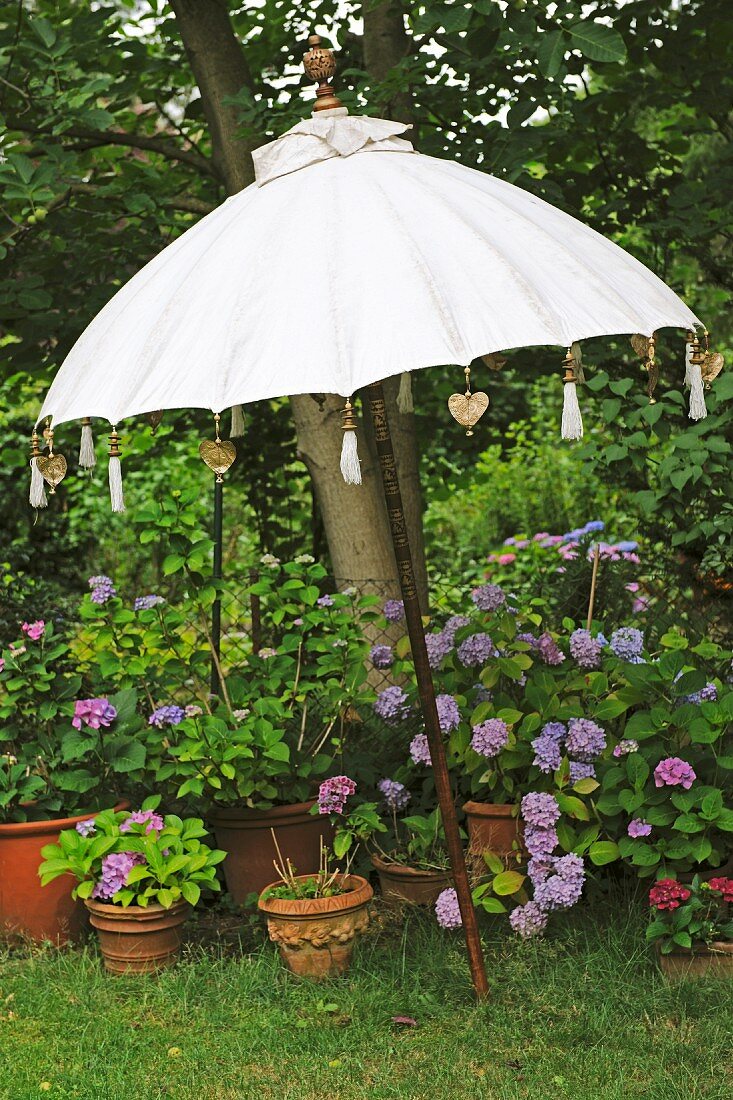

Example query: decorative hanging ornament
[396,373,413,414]
[686,331,708,421]
[481,352,507,372]
[36,421,67,494]
[199,413,236,482]
[28,429,48,510]
[339,398,362,485]
[645,334,659,402]
[448,366,489,437]
[108,427,125,512]
[701,329,724,385]
[147,410,164,434]
[230,404,246,438]
[78,416,96,469]
[630,333,652,361]
[560,348,583,440]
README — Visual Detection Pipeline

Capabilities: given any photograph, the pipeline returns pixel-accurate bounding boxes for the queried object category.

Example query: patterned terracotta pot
[371,854,452,906]
[657,941,733,980]
[85,898,190,974]
[258,873,373,978]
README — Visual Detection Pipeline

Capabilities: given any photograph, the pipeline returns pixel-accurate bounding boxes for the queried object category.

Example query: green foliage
[38,796,225,909]
[646,876,733,953]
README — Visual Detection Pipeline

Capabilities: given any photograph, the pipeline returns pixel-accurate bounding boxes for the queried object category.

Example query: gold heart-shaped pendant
[448,391,489,436]
[36,453,67,492]
[199,439,236,481]
[701,351,724,384]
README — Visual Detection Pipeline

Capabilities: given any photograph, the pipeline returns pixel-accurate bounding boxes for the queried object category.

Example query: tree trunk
[363,0,413,122]
[170,0,427,607]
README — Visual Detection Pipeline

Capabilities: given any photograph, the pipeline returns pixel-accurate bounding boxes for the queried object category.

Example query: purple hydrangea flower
[534,873,584,912]
[516,632,538,648]
[409,732,432,766]
[569,761,596,783]
[470,584,506,612]
[185,704,203,718]
[654,757,696,790]
[72,698,117,731]
[88,575,116,604]
[425,630,453,670]
[565,718,606,762]
[536,632,565,666]
[527,854,556,885]
[134,595,164,611]
[148,705,185,728]
[120,809,164,835]
[435,887,462,929]
[374,685,410,725]
[524,826,559,856]
[436,694,461,734]
[509,900,548,939]
[610,627,644,661]
[569,629,602,670]
[470,718,509,759]
[613,739,639,757]
[92,851,145,900]
[75,819,96,837]
[521,792,561,828]
[383,599,405,623]
[531,722,566,774]
[628,819,652,838]
[683,683,718,705]
[317,594,334,608]
[377,778,411,812]
[584,520,605,533]
[317,775,356,815]
[457,632,498,668]
[443,615,470,641]
[369,644,394,669]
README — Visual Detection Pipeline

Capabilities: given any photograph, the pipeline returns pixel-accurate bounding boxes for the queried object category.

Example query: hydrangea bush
[646,875,733,954]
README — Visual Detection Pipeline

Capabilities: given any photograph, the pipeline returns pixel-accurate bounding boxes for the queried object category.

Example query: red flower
[707,877,733,903]
[649,878,691,911]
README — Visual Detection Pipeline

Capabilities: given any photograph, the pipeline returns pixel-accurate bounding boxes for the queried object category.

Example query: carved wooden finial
[303,33,343,113]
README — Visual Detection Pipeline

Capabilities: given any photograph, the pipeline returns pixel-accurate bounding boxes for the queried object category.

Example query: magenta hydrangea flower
[317,775,356,815]
[509,900,548,939]
[565,717,606,762]
[120,809,165,835]
[628,819,652,838]
[409,732,432,766]
[92,851,145,900]
[374,685,410,724]
[521,792,561,828]
[436,694,461,734]
[72,698,117,731]
[457,633,498,668]
[470,718,509,759]
[377,778,410,812]
[369,644,394,669]
[383,599,405,623]
[470,584,506,612]
[21,620,45,641]
[654,757,696,790]
[569,629,602,670]
[435,887,462,929]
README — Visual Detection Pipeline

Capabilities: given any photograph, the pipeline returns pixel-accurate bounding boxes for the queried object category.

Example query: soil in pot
[371,854,452,906]
[85,898,190,974]
[258,873,373,979]
[209,801,333,904]
[0,801,128,946]
[463,801,523,863]
[657,941,733,980]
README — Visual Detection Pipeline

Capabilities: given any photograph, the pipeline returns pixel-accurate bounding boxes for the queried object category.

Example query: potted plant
[646,875,733,979]
[258,837,372,979]
[0,615,146,943]
[38,797,225,973]
[153,559,372,903]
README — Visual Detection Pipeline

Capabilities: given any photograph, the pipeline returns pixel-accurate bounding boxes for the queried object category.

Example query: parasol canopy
[37,112,700,430]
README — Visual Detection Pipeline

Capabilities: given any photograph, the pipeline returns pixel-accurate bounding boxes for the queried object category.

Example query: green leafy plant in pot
[647,874,733,979]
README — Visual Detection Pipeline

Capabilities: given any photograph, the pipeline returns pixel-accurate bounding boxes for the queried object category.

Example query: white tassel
[396,372,414,413]
[29,458,48,509]
[688,361,707,421]
[78,418,96,469]
[561,381,584,440]
[339,399,361,485]
[108,427,125,512]
[684,340,693,388]
[230,404,245,438]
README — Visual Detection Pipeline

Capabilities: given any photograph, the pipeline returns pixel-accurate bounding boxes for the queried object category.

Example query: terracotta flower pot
[0,801,128,945]
[657,941,733,980]
[209,800,333,904]
[85,898,190,974]
[463,800,523,861]
[371,853,452,906]
[258,873,373,979]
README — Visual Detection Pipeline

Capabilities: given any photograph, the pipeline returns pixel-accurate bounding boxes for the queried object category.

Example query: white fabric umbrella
[37,113,700,429]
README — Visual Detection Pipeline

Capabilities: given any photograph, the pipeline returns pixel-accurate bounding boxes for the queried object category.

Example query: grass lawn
[0,894,731,1100]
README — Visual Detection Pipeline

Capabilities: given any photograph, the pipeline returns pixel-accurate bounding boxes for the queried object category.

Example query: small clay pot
[657,940,733,980]
[85,898,189,974]
[463,801,523,860]
[258,873,373,979]
[209,800,333,904]
[371,854,452,906]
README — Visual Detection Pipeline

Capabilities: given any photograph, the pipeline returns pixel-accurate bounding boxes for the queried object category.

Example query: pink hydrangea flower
[654,757,696,789]
[21,620,45,641]
[72,698,117,731]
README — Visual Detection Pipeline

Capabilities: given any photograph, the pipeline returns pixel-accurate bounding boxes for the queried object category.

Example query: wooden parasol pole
[365,381,489,999]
